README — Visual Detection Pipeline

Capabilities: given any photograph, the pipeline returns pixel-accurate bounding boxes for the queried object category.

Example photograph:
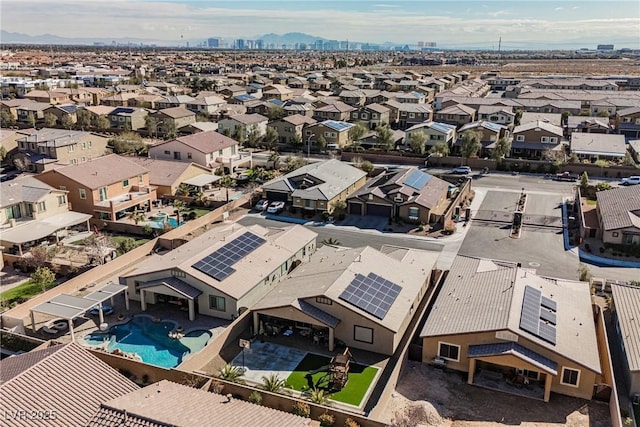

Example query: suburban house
[0,343,139,427]
[252,244,439,355]
[217,113,269,140]
[148,131,248,172]
[567,117,613,135]
[434,104,476,127]
[16,102,49,125]
[268,114,317,145]
[15,128,110,172]
[1,129,34,166]
[396,104,433,130]
[1,176,91,257]
[421,255,603,402]
[595,185,640,246]
[569,133,627,162]
[511,120,564,159]
[119,223,317,321]
[617,106,640,140]
[610,283,640,398]
[36,154,158,222]
[88,380,315,427]
[43,104,78,126]
[347,167,451,224]
[350,104,391,129]
[313,101,355,122]
[262,84,294,101]
[152,107,197,136]
[128,157,214,197]
[185,95,226,116]
[23,89,70,104]
[405,121,457,151]
[478,105,516,127]
[305,120,355,149]
[155,95,196,110]
[102,92,138,107]
[107,107,148,131]
[454,121,509,157]
[262,159,367,213]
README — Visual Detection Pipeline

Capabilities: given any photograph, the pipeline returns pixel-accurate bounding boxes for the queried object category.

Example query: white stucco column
[98,303,104,325]
[468,358,476,384]
[68,319,75,342]
[124,290,130,310]
[328,328,334,352]
[188,299,195,321]
[253,312,260,336]
[544,373,552,402]
[140,289,147,312]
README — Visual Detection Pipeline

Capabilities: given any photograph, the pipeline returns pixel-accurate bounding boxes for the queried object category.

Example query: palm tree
[219,175,236,202]
[176,183,191,197]
[261,374,290,394]
[321,237,341,247]
[218,364,245,384]
[127,210,145,225]
[306,387,331,405]
[173,200,187,224]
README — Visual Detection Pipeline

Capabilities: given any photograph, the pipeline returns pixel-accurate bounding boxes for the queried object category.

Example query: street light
[307,133,316,159]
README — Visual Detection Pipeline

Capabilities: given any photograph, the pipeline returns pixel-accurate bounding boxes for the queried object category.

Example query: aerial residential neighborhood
[1,2,640,427]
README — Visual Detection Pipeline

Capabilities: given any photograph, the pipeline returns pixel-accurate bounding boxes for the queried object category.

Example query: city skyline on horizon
[1,0,639,50]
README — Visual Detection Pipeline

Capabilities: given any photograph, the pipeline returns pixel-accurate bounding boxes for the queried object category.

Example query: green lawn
[285,353,378,407]
[186,208,211,219]
[586,199,597,205]
[0,280,55,308]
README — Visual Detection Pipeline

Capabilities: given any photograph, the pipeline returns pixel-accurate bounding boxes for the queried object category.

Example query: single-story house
[596,185,640,246]
[570,133,627,162]
[610,283,640,398]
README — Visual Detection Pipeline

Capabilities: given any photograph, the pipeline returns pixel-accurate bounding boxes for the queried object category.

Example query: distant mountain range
[255,32,327,46]
[0,30,177,47]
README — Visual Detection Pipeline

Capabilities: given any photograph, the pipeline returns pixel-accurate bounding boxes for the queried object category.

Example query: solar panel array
[339,272,402,320]
[404,170,432,190]
[519,285,557,345]
[192,232,266,281]
[325,120,353,132]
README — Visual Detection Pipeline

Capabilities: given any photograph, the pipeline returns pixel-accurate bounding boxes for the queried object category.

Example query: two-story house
[349,104,391,130]
[36,154,158,222]
[15,128,110,172]
[405,121,457,152]
[454,121,509,157]
[616,106,640,140]
[262,84,294,101]
[108,107,148,131]
[148,130,248,172]
[305,120,354,149]
[16,102,49,125]
[313,101,355,122]
[217,113,268,140]
[434,104,476,128]
[511,120,564,159]
[478,105,515,127]
[396,104,433,130]
[43,104,79,127]
[185,96,226,117]
[268,114,317,145]
[152,107,197,135]
[155,95,196,110]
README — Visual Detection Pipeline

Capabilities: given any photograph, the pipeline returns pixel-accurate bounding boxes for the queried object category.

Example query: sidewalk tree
[579,171,589,191]
[429,140,450,157]
[460,130,482,165]
[409,131,427,155]
[492,136,512,161]
[348,122,367,147]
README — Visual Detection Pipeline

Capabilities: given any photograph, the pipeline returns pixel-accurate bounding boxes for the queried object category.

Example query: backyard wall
[595,306,624,427]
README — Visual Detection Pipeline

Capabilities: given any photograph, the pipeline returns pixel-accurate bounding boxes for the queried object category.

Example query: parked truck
[554,172,578,182]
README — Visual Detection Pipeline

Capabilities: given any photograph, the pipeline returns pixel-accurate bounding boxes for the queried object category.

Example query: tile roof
[0,343,138,427]
[89,380,316,427]
[156,107,195,119]
[0,176,59,208]
[20,128,90,147]
[437,103,475,116]
[282,114,316,126]
[611,284,640,372]
[157,130,238,154]
[596,185,640,230]
[513,120,563,136]
[315,101,355,113]
[228,113,268,125]
[128,157,210,187]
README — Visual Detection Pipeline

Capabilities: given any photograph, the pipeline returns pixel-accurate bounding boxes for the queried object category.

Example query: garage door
[349,203,362,215]
[265,191,288,202]
[366,204,392,217]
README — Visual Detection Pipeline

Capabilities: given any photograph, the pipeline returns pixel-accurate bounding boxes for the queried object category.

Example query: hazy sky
[2,0,639,48]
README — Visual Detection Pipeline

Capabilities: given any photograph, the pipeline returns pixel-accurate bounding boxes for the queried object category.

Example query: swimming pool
[144,217,180,229]
[82,316,211,368]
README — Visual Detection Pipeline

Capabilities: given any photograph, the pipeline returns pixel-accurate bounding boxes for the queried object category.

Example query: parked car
[88,305,114,316]
[620,176,640,186]
[254,199,270,211]
[266,201,285,213]
[554,172,578,182]
[451,166,471,175]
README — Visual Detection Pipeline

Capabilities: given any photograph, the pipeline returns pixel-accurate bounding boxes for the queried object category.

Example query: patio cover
[0,211,91,244]
[137,277,202,300]
[182,174,221,187]
[295,299,340,328]
[467,342,558,375]
[84,282,129,304]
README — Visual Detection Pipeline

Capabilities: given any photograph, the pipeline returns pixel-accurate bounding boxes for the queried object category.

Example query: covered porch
[252,300,340,352]
[137,277,202,321]
[467,342,557,402]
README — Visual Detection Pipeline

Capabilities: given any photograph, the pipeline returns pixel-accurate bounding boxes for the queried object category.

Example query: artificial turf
[285,353,378,406]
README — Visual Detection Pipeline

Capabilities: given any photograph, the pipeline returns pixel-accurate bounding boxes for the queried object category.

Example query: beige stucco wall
[601,227,638,245]
[422,330,599,400]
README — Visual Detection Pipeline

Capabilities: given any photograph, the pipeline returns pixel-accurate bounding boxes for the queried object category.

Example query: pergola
[30,282,129,342]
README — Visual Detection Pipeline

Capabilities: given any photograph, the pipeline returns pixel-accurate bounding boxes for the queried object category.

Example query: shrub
[599,247,605,254]
[318,412,335,427]
[344,418,360,427]
[187,211,197,220]
[247,391,263,406]
[536,163,546,173]
[292,401,310,418]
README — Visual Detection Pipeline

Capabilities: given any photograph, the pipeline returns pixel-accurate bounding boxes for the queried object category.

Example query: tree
[321,237,341,246]
[331,200,347,218]
[265,105,286,121]
[44,112,57,127]
[514,109,523,126]
[578,263,592,282]
[316,134,327,151]
[268,151,280,170]
[1,109,16,126]
[110,131,144,155]
[126,210,145,225]
[27,112,36,128]
[492,136,512,160]
[376,124,395,151]
[348,122,367,147]
[145,116,158,138]
[360,160,374,176]
[218,364,245,384]
[561,111,570,127]
[95,115,110,131]
[25,246,57,271]
[61,114,74,130]
[580,171,589,191]
[408,131,427,155]
[460,130,482,165]
[622,152,636,167]
[196,113,209,122]
[290,133,302,146]
[264,126,279,151]
[219,175,236,202]
[260,374,290,394]
[173,199,187,224]
[429,140,450,157]
[246,128,261,148]
[597,110,611,118]
[0,146,7,165]
[595,159,609,176]
[163,120,177,140]
[31,267,56,292]
[116,237,137,255]
[283,156,308,173]
[76,109,91,130]
[176,183,191,197]
[306,387,330,405]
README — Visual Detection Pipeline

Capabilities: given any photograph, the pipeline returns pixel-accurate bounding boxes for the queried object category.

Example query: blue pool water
[148,217,180,229]
[83,316,211,368]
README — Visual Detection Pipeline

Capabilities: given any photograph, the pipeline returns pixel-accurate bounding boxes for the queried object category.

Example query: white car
[451,166,471,175]
[620,176,640,186]
[266,201,285,213]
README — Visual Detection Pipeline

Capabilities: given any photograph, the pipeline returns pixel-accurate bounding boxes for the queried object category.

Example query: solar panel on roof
[540,308,557,325]
[192,232,266,281]
[538,321,557,345]
[541,296,557,312]
[339,272,402,320]
[404,170,432,190]
[519,285,557,345]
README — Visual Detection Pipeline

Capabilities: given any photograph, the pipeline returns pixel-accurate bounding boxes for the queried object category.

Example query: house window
[316,296,332,305]
[438,342,460,361]
[81,142,86,149]
[612,232,619,237]
[354,325,373,344]
[209,295,226,312]
[164,150,170,155]
[37,201,46,212]
[218,149,223,155]
[187,152,192,159]
[81,156,86,162]
[171,269,186,278]
[561,367,580,387]
[409,113,415,118]
[541,136,549,143]
[99,187,107,201]
[550,137,558,143]
[138,174,143,184]
[372,113,378,118]
[516,135,525,142]
[79,188,86,199]
[174,152,181,160]
[57,195,67,205]
[408,207,419,219]
[122,179,129,188]
[68,145,74,152]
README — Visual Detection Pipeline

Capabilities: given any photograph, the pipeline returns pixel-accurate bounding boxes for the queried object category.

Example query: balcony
[94,186,156,210]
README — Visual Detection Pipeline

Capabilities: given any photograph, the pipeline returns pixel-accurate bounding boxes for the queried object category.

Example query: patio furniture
[283,329,294,337]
